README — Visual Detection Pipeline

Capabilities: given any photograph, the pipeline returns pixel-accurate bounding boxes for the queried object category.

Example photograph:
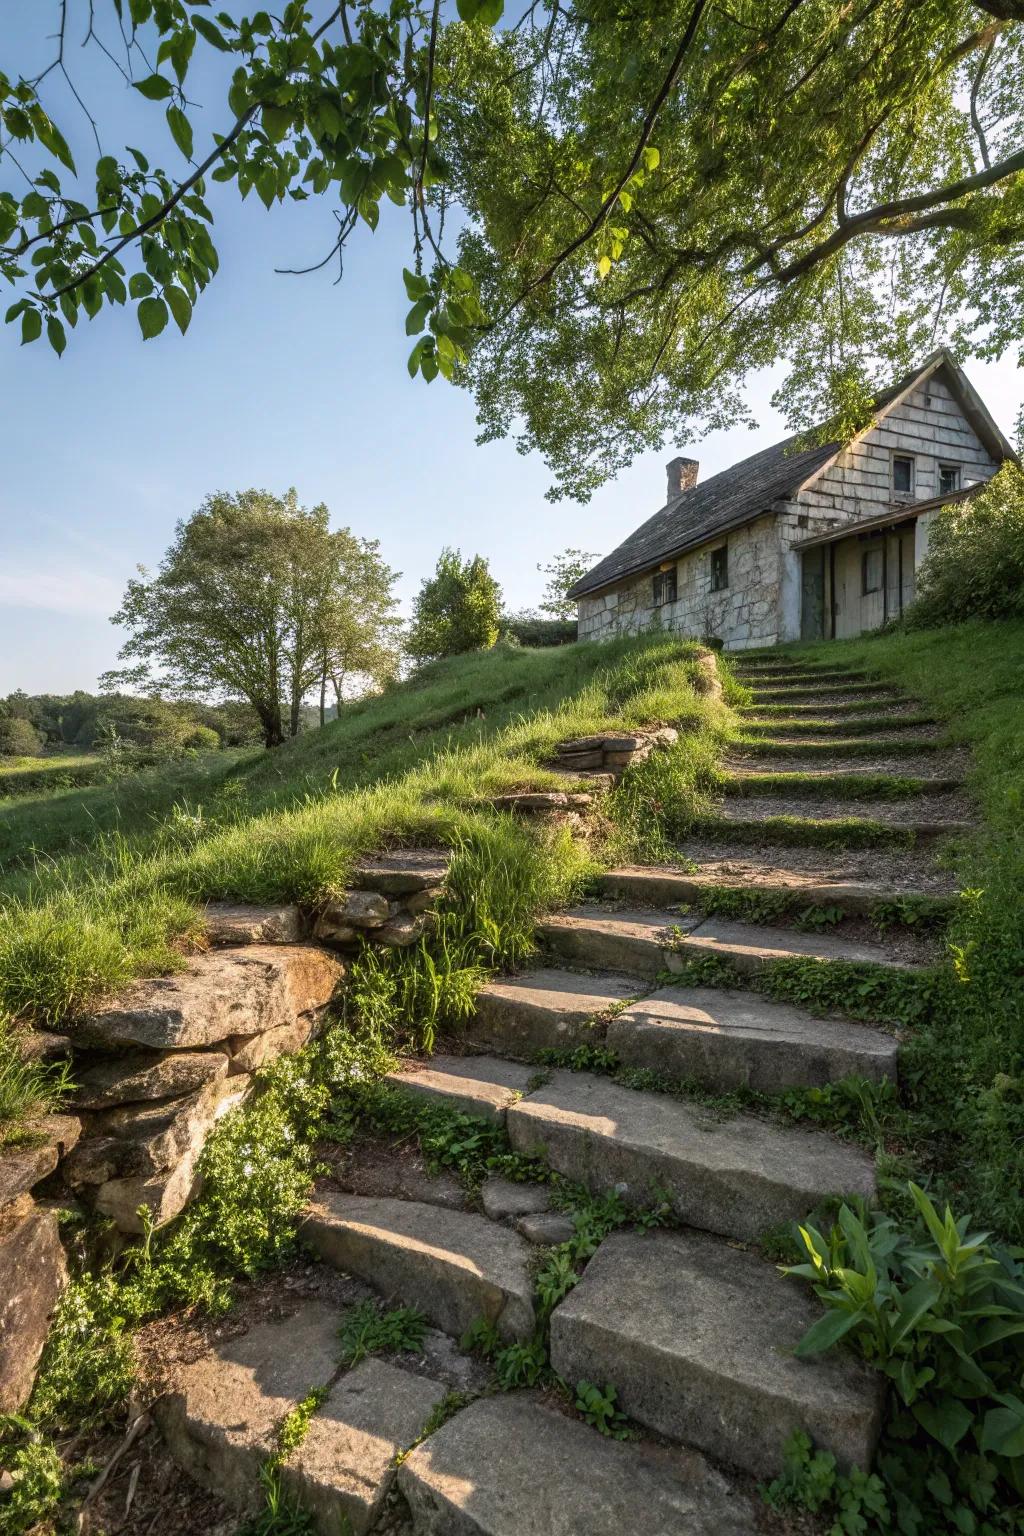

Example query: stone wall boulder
[79,945,344,1051]
[0,1196,67,1412]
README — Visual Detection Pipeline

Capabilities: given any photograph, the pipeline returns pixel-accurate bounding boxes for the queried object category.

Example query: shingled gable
[569,348,1014,601]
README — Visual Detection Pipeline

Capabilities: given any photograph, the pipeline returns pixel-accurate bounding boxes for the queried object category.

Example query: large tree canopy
[3,2,1023,496]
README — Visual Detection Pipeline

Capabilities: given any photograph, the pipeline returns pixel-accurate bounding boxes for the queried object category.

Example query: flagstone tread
[539,904,913,976]
[674,840,959,893]
[597,863,953,913]
[742,701,935,719]
[607,985,898,1091]
[153,1303,342,1512]
[386,1055,536,1125]
[723,769,963,794]
[398,1393,754,1535]
[749,685,900,704]
[283,1358,447,1536]
[709,792,973,831]
[302,1192,536,1342]
[505,1070,875,1239]
[742,714,940,735]
[548,1229,883,1478]
[468,968,641,1053]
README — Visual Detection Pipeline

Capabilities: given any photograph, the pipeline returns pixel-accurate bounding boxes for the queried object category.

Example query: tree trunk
[261,700,285,749]
[332,671,345,718]
[319,658,327,727]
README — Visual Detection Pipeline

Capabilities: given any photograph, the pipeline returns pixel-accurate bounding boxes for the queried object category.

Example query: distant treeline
[0,691,264,756]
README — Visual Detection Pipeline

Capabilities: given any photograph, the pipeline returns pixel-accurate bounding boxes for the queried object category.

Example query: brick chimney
[666,456,699,500]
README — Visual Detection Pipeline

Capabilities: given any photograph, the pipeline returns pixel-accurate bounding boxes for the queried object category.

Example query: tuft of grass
[723,771,953,801]
[337,1301,428,1368]
[0,1015,74,1141]
[692,813,919,849]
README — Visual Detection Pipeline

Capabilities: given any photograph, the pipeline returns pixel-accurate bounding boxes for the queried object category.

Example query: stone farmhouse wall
[579,371,1002,650]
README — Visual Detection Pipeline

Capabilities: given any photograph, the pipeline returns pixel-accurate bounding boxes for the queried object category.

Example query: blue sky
[2,6,1022,696]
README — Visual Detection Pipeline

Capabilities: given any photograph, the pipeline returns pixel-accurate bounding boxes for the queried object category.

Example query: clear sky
[2,6,1022,696]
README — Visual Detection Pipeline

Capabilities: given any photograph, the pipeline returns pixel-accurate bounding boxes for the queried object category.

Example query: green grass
[692,813,920,848]
[739,713,939,735]
[735,737,941,758]
[756,619,1024,1239]
[723,771,954,799]
[0,636,729,1047]
[0,753,106,798]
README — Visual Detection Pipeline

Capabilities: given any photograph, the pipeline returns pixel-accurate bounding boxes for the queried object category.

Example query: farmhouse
[571,349,1014,647]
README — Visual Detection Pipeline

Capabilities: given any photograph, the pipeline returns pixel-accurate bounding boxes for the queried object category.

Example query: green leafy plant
[0,1421,67,1535]
[574,1381,633,1440]
[763,1430,890,1535]
[786,1184,1024,1529]
[337,1301,427,1369]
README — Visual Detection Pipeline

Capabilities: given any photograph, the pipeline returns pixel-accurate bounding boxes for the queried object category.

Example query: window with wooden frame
[709,544,729,592]
[938,463,961,496]
[652,568,677,606]
[861,546,884,595]
[892,454,915,497]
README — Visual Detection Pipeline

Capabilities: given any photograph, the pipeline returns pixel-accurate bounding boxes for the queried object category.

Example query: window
[939,463,961,495]
[710,544,729,592]
[862,547,883,595]
[892,455,915,497]
[652,568,677,606]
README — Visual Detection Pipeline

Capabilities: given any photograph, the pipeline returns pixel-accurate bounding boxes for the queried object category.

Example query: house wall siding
[578,369,1003,648]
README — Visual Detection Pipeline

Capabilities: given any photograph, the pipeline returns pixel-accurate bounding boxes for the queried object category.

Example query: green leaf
[164,284,192,335]
[793,1306,864,1358]
[20,308,42,345]
[980,1396,1024,1459]
[913,1397,973,1451]
[642,145,661,172]
[166,105,194,158]
[193,15,230,50]
[46,315,66,356]
[35,117,76,174]
[134,74,174,101]
[137,295,169,339]
[405,297,431,335]
[403,267,430,301]
[129,272,155,299]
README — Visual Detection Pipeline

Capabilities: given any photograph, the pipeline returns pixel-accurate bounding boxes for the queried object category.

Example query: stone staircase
[155,654,970,1534]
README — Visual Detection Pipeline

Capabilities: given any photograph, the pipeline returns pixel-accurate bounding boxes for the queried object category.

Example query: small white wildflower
[243,1161,253,1176]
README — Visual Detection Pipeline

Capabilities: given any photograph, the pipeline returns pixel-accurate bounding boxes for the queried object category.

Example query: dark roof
[793,483,984,549]
[569,431,839,598]
[569,347,1015,601]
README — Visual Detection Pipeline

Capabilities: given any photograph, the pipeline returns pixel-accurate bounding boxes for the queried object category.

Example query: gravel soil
[674,839,961,895]
[711,790,975,826]
[725,749,969,780]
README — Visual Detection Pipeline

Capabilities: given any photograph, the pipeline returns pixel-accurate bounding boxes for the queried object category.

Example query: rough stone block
[549,1229,883,1477]
[480,1175,551,1222]
[506,1070,875,1239]
[153,1303,342,1512]
[315,891,390,939]
[81,945,344,1050]
[537,907,702,977]
[0,1198,67,1413]
[283,1359,446,1536]
[303,1193,535,1342]
[608,985,898,1092]
[204,903,303,946]
[386,1056,535,1125]
[74,1049,229,1109]
[351,851,449,896]
[0,1115,79,1210]
[398,1394,754,1535]
[469,969,639,1055]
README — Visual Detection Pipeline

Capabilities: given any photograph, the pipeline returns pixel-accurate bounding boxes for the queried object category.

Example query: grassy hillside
[0,635,732,1071]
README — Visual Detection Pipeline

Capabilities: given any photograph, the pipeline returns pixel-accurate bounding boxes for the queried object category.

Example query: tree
[3,5,1024,497]
[407,548,502,661]
[314,533,402,724]
[106,488,400,748]
[910,464,1024,627]
[537,549,598,620]
[0,715,43,757]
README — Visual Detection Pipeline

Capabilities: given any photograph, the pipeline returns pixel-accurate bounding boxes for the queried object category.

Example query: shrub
[407,548,503,660]
[786,1183,1024,1531]
[181,723,221,751]
[910,465,1024,627]
[0,715,43,756]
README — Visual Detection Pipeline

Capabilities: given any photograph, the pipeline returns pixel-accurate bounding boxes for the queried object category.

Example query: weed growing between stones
[337,1301,428,1368]
[0,1013,74,1143]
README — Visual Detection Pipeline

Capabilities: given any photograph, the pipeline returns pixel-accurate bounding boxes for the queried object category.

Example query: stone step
[303,1193,536,1342]
[736,736,942,759]
[748,682,897,703]
[704,800,973,844]
[385,1056,536,1125]
[154,1304,448,1536]
[723,770,963,797]
[537,905,909,978]
[468,968,640,1055]
[734,666,870,684]
[742,713,939,736]
[607,984,898,1091]
[398,1393,754,1535]
[597,864,952,920]
[505,1069,875,1239]
[549,1228,883,1479]
[741,699,926,719]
